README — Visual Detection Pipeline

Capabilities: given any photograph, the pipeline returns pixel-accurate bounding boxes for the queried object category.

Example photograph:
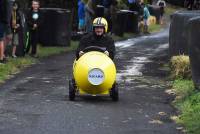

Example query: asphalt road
[0,29,183,134]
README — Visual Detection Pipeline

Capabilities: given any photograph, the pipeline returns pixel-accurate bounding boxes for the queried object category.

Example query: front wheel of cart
[69,80,75,101]
[110,83,119,101]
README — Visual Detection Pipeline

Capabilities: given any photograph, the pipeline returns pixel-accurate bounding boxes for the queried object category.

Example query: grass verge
[0,41,79,83]
[37,41,78,58]
[149,24,161,33]
[172,79,200,134]
[165,4,179,15]
[112,33,136,41]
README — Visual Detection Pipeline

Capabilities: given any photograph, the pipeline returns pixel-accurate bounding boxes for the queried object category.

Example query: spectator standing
[11,1,21,58]
[187,0,195,10]
[26,0,42,57]
[110,0,118,34]
[156,0,166,25]
[142,3,150,33]
[103,0,112,33]
[78,0,86,32]
[4,0,14,58]
[85,0,96,33]
[0,0,8,64]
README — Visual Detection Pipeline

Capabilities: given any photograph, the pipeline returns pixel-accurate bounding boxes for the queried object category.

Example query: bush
[170,55,191,79]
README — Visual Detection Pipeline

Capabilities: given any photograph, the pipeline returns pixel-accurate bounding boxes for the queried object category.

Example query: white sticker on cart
[88,68,105,85]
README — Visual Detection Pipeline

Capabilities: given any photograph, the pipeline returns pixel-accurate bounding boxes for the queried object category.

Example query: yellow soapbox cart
[69,46,118,101]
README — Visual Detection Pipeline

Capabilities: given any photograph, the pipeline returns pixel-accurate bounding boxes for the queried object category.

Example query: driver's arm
[76,37,87,58]
[107,39,115,60]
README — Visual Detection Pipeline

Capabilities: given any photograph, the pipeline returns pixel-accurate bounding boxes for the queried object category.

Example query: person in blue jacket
[142,3,150,33]
[78,0,85,32]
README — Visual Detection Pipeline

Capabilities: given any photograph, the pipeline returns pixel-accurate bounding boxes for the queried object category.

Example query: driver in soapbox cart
[69,17,118,101]
[76,17,115,59]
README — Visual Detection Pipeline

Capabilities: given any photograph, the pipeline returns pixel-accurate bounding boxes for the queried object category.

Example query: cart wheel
[69,80,75,101]
[110,83,119,101]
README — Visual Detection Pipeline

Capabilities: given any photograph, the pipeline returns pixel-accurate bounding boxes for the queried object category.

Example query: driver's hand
[104,51,109,56]
[79,51,84,56]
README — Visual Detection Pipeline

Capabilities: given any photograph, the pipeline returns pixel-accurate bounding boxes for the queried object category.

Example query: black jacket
[76,33,115,59]
[26,9,42,31]
[0,0,8,24]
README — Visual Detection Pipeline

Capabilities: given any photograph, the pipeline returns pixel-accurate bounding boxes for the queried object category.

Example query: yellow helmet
[93,17,108,33]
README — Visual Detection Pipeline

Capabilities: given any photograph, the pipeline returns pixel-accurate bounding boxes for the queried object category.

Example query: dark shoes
[0,59,6,64]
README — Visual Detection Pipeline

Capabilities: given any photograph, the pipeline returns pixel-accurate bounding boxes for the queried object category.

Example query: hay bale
[170,55,191,79]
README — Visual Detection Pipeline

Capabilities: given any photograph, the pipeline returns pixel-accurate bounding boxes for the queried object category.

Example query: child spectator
[78,0,85,32]
[156,0,166,25]
[11,1,21,58]
[26,0,42,57]
[142,3,150,33]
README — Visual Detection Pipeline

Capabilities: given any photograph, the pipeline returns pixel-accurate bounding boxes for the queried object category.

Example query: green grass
[149,24,161,33]
[172,79,200,134]
[0,57,36,82]
[165,5,178,16]
[0,41,78,83]
[37,41,79,57]
[176,92,200,134]
[112,33,136,41]
[173,79,195,101]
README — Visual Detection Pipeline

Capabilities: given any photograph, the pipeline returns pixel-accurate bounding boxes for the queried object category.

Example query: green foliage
[148,24,161,33]
[170,55,191,79]
[0,57,36,82]
[173,79,195,101]
[37,41,78,57]
[176,92,200,134]
[172,79,200,134]
[165,6,177,15]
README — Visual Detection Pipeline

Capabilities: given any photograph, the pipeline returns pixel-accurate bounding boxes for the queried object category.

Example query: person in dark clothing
[26,0,42,57]
[157,0,166,24]
[188,0,195,10]
[185,0,195,10]
[0,0,8,63]
[110,0,118,34]
[103,0,112,32]
[76,17,115,60]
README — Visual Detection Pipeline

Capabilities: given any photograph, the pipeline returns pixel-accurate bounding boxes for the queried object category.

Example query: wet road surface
[0,29,183,134]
